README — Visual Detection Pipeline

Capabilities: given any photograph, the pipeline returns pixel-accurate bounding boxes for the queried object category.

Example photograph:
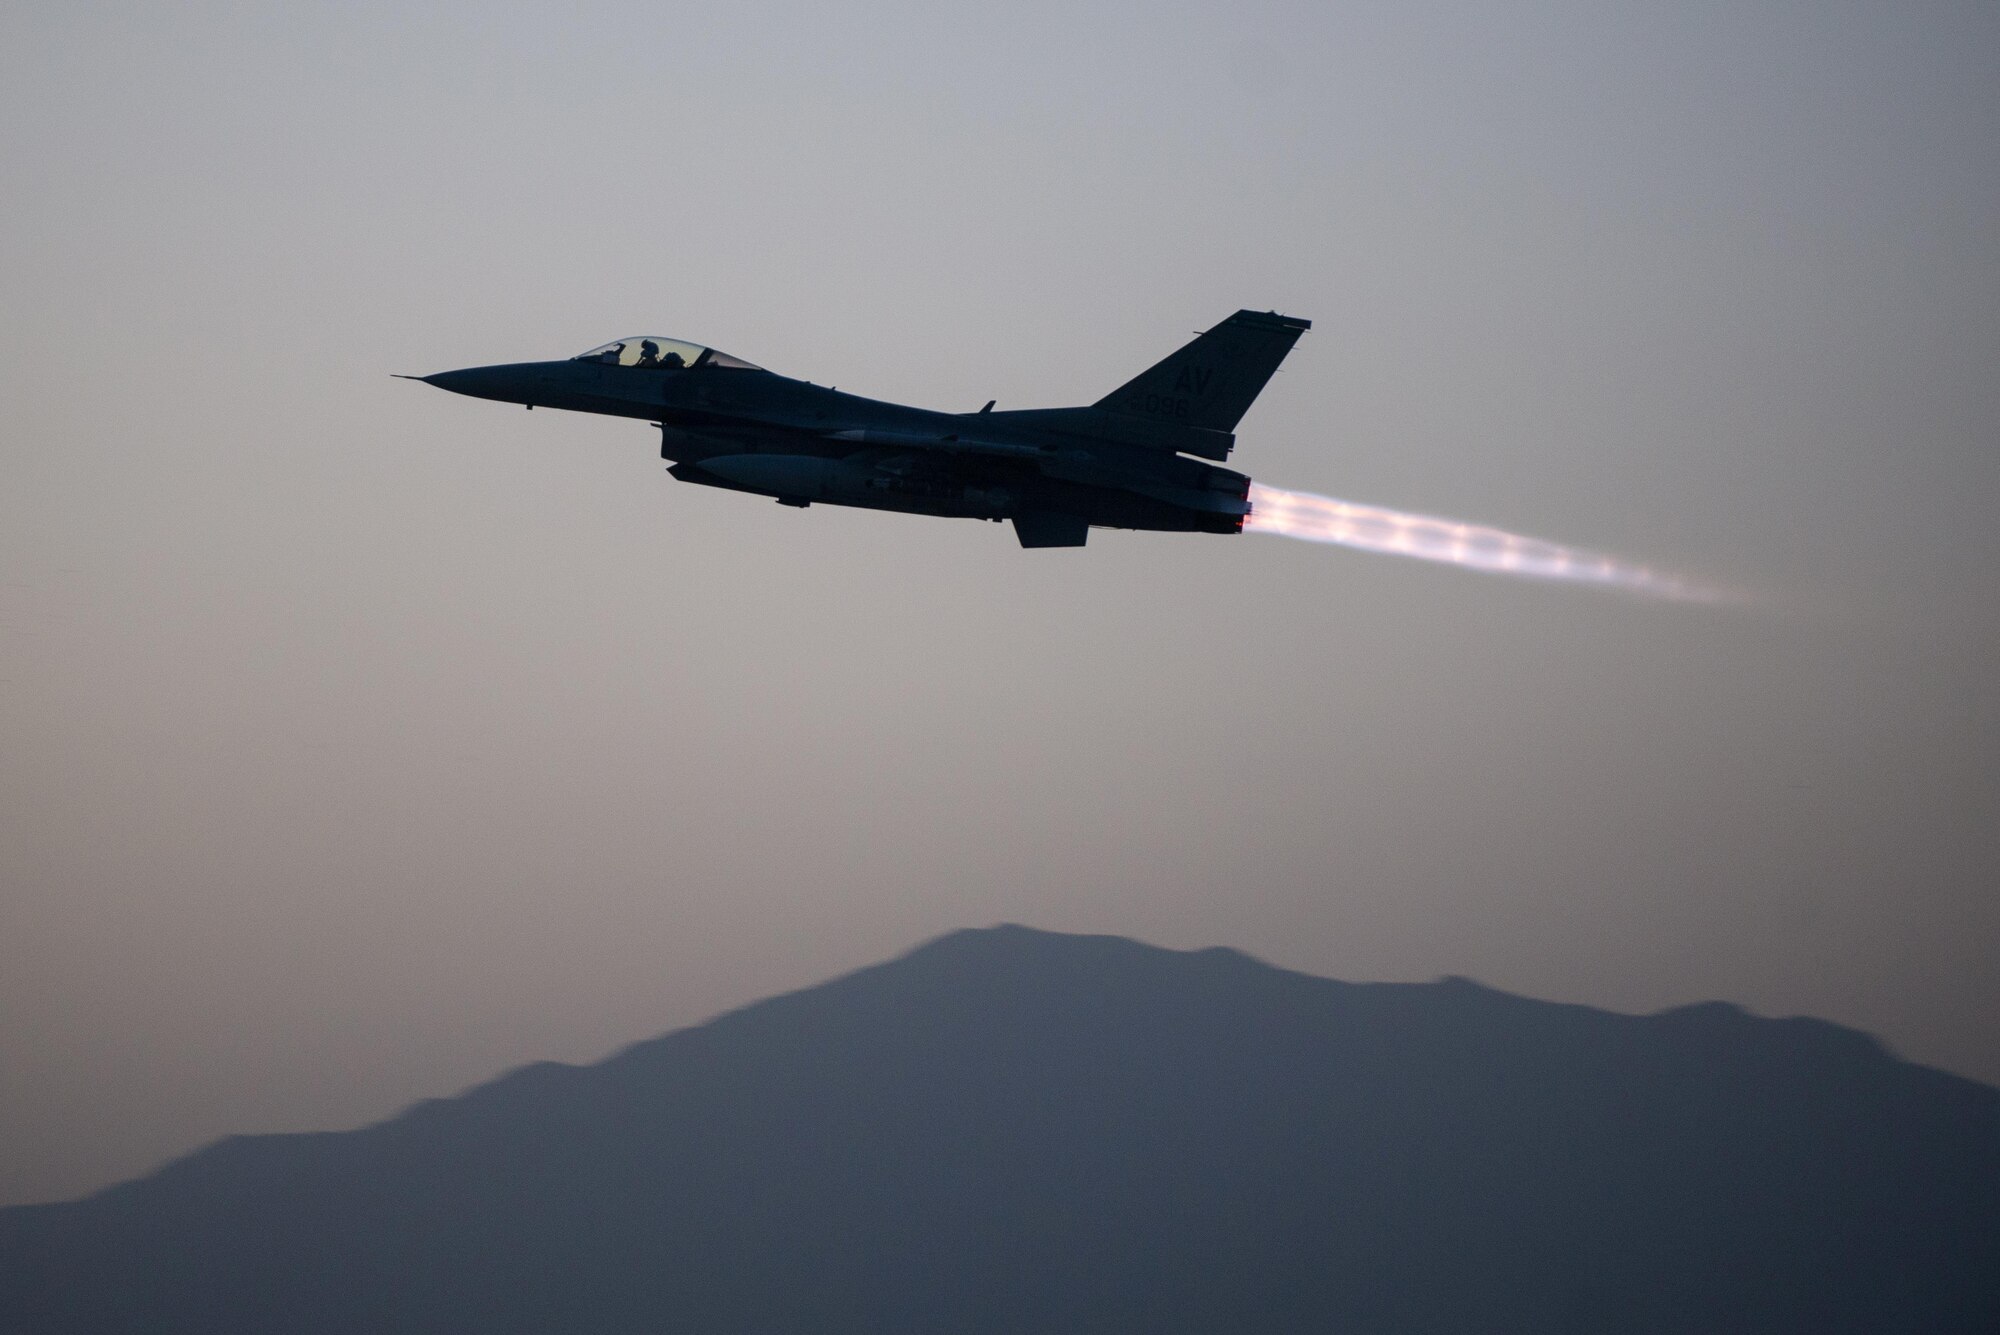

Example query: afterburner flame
[1245,483,1723,602]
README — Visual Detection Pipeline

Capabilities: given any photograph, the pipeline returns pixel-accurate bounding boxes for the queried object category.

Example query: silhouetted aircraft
[411,311,1309,547]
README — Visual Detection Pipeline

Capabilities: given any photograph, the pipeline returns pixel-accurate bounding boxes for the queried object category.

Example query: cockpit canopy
[571,337,763,372]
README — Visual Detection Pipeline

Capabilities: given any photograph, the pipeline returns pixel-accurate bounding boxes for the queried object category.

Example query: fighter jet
[412,310,1309,547]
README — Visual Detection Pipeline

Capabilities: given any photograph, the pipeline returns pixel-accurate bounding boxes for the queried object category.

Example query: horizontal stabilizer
[1012,512,1089,548]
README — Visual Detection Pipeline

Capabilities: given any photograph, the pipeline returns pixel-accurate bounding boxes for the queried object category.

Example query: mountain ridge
[82,924,1924,1187]
[5,923,1995,1333]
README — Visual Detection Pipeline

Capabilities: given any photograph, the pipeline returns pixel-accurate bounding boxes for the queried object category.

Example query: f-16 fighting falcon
[410,311,1310,547]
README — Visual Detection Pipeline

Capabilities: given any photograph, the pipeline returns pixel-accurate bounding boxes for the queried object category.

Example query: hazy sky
[3,1,1995,1206]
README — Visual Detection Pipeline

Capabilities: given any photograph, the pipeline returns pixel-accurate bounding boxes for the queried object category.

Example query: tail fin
[1095,310,1310,434]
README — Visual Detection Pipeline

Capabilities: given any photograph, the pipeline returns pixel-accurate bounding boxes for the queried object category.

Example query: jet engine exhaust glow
[1245,483,1724,602]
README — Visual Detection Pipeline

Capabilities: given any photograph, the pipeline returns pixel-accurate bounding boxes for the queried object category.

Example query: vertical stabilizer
[1095,310,1310,434]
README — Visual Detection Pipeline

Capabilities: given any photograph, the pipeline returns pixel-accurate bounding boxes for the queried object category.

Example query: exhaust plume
[1245,483,1725,603]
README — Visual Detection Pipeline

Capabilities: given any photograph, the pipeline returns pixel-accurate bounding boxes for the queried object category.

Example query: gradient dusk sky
[3,0,1995,1205]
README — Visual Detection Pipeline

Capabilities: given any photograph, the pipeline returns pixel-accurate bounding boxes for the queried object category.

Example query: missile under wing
[412,311,1310,548]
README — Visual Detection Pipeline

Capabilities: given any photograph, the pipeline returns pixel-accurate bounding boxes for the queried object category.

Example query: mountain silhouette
[3,925,1996,1332]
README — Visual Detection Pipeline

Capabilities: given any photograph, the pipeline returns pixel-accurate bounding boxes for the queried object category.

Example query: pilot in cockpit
[635,340,661,368]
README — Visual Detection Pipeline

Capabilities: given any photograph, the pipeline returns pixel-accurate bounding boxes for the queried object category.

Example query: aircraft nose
[419,366,511,398]
[411,362,562,407]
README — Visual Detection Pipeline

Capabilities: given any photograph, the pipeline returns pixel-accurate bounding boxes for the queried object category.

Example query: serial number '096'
[1135,393,1191,419]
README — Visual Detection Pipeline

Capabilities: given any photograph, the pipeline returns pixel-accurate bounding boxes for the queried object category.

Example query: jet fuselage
[416,311,1309,547]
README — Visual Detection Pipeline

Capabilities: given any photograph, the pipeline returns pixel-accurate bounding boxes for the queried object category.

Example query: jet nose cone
[420,367,488,396]
[403,361,553,407]
[406,359,564,407]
